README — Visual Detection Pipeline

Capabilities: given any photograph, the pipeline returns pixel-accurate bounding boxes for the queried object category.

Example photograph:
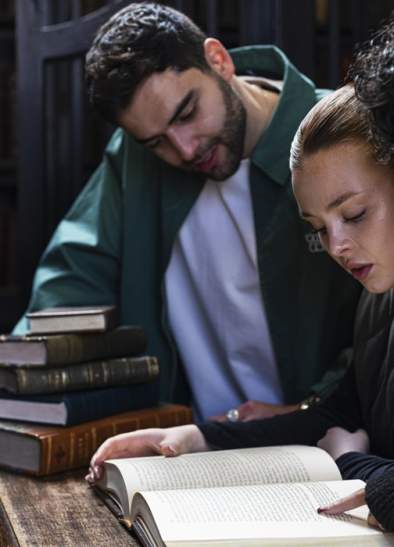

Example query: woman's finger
[318,487,366,514]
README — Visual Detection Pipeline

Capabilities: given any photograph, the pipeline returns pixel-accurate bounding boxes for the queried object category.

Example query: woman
[87,83,394,531]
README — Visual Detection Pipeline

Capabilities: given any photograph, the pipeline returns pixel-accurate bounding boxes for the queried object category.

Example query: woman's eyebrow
[300,191,361,218]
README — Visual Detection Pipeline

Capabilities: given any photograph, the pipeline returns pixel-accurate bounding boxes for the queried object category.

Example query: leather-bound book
[0,404,192,475]
[0,326,146,366]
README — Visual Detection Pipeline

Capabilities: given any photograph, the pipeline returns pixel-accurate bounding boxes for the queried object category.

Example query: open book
[93,445,391,546]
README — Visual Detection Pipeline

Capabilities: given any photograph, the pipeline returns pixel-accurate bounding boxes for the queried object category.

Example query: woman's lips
[194,145,218,173]
[349,264,373,281]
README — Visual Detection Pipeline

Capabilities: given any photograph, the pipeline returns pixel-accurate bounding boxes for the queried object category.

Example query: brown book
[0,326,146,366]
[0,356,159,395]
[27,305,118,334]
[0,404,192,476]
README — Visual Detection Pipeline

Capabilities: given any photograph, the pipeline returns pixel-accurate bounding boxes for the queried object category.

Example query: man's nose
[166,128,199,162]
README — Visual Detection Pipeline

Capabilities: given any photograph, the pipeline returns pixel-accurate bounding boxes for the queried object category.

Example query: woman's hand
[317,427,369,460]
[85,424,209,483]
[318,487,384,530]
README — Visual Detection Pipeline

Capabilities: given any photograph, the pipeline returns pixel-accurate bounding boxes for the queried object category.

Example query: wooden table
[0,469,139,546]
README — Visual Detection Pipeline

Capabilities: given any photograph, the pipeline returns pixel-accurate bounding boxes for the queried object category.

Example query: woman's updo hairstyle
[290,85,375,172]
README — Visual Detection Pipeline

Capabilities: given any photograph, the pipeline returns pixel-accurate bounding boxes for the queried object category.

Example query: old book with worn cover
[0,404,192,476]
[27,305,118,334]
[0,326,146,366]
[0,355,159,394]
[94,445,392,546]
[0,380,159,425]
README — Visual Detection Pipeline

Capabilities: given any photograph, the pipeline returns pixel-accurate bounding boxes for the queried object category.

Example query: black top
[199,289,394,531]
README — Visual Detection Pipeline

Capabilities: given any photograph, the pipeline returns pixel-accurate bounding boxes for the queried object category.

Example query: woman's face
[292,142,394,293]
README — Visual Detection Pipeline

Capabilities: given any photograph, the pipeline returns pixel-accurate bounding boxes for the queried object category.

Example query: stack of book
[0,306,192,475]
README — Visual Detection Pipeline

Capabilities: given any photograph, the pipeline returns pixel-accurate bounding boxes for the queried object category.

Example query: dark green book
[0,356,159,395]
[0,381,159,425]
[0,326,146,367]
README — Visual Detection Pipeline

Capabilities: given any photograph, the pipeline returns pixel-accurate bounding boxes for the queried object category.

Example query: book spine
[15,357,159,395]
[39,406,193,475]
[64,381,159,426]
[44,327,147,366]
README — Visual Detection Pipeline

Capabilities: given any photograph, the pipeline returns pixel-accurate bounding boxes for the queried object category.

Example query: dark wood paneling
[16,0,130,304]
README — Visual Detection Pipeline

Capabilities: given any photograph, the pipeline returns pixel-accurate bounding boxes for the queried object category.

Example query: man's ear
[203,38,235,81]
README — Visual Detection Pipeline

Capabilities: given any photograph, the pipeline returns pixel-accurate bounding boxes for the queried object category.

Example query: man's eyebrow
[134,90,195,145]
[300,191,360,219]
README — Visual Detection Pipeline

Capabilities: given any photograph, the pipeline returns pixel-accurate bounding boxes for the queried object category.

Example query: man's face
[118,67,246,181]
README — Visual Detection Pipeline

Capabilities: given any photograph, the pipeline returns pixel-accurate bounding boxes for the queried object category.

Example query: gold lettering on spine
[61,370,68,389]
[45,436,53,474]
[69,432,75,464]
[92,426,97,449]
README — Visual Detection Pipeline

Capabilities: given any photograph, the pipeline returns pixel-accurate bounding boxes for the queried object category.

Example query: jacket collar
[230,45,318,186]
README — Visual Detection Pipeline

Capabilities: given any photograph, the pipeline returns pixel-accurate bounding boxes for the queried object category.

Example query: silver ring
[226,408,240,422]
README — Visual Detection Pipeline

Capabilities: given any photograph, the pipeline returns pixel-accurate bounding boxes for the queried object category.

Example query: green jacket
[14,46,361,404]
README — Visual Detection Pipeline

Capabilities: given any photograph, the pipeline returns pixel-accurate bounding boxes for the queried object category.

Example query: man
[14,3,360,421]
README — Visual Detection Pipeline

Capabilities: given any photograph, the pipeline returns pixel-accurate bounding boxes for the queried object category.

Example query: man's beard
[188,75,247,181]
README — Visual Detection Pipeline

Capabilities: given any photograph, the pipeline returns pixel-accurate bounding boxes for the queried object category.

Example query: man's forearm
[198,406,338,450]
[199,364,363,451]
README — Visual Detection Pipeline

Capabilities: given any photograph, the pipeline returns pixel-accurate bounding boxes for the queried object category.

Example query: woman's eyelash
[308,210,366,235]
[344,210,366,223]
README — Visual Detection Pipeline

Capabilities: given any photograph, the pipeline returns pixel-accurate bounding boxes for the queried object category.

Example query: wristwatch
[299,394,321,410]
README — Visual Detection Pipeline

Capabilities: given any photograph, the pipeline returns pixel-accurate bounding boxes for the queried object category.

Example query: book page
[103,445,340,516]
[134,479,387,545]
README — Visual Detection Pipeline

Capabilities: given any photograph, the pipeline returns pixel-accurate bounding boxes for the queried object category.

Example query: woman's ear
[203,38,235,81]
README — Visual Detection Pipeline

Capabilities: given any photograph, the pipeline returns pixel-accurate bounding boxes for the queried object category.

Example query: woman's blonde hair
[290,85,374,171]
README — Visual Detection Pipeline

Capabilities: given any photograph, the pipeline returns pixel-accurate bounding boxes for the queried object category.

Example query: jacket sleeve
[365,470,394,532]
[330,453,394,531]
[13,132,124,334]
[336,452,394,482]
[198,363,363,450]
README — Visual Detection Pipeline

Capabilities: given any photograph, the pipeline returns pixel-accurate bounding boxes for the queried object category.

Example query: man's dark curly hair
[350,14,394,162]
[85,2,209,124]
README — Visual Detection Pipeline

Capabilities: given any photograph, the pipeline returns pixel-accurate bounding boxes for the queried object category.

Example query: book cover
[0,356,159,394]
[27,305,118,334]
[0,404,192,476]
[0,381,159,426]
[0,326,146,366]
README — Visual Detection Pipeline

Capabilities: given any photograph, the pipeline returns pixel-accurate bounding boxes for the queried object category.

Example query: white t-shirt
[165,159,283,421]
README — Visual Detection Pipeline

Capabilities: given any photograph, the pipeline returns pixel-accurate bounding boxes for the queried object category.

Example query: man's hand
[317,427,369,461]
[209,400,299,422]
[318,487,383,530]
[85,424,209,483]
